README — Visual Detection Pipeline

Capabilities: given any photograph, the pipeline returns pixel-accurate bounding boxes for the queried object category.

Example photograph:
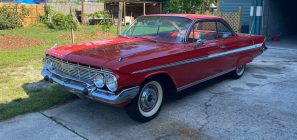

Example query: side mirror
[195,39,206,48]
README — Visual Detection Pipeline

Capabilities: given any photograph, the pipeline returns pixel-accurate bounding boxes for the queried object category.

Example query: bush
[91,10,110,19]
[47,13,78,30]
[0,5,29,30]
[39,6,54,24]
[89,10,112,32]
[98,20,112,32]
[163,0,217,14]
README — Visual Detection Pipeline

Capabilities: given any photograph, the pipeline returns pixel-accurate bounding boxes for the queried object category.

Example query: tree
[81,0,88,25]
[163,0,217,14]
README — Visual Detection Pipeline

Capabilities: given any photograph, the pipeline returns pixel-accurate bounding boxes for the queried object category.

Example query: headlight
[46,59,54,70]
[105,74,117,92]
[94,74,105,88]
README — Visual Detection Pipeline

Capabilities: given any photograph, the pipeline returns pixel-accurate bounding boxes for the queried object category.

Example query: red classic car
[42,14,267,122]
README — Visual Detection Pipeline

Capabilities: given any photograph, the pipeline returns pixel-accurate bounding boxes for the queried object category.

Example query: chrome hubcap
[236,65,245,75]
[139,85,158,112]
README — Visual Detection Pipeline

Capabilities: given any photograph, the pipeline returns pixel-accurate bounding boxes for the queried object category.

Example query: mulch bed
[0,35,45,51]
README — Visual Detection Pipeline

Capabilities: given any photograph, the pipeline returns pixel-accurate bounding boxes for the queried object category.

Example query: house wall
[219,0,297,38]
[219,0,252,33]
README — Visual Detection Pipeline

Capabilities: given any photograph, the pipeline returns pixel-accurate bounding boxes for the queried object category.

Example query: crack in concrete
[196,77,297,132]
[199,92,222,132]
[39,112,88,140]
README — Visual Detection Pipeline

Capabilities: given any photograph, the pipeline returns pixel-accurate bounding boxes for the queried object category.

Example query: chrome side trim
[209,43,262,58]
[133,56,210,74]
[132,43,263,74]
[177,68,235,92]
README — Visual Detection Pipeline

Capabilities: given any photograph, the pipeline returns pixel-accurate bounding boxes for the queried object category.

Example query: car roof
[144,14,222,20]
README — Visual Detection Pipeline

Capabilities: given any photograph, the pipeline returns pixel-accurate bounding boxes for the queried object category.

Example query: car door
[215,20,250,70]
[182,20,226,88]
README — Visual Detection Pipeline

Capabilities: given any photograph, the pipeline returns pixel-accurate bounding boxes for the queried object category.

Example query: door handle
[219,45,226,49]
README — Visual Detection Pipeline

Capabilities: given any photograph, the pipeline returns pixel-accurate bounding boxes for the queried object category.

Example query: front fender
[143,71,178,87]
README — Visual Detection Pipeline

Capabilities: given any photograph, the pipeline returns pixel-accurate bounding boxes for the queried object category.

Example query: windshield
[121,16,192,43]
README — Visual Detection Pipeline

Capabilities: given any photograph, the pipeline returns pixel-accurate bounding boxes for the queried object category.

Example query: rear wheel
[230,64,246,79]
[125,80,163,122]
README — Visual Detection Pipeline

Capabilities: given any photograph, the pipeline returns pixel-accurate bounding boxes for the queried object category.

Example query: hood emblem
[118,57,124,62]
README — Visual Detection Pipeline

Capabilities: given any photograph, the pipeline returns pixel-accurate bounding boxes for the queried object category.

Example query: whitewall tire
[230,64,246,79]
[125,80,164,122]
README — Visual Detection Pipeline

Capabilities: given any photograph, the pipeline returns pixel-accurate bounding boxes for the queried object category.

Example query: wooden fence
[47,2,104,15]
[206,7,242,33]
[0,3,45,27]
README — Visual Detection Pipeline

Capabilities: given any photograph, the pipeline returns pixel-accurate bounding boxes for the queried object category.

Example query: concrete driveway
[1,47,297,140]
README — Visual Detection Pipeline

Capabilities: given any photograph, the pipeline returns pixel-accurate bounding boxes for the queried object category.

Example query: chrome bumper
[262,46,268,52]
[41,69,139,105]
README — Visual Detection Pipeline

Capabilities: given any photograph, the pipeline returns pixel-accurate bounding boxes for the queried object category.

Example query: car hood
[46,37,183,71]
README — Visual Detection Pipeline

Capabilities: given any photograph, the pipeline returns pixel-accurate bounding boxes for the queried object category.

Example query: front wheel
[229,64,246,79]
[125,80,164,122]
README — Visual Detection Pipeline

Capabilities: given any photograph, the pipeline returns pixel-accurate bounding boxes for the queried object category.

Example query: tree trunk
[81,0,88,25]
[117,2,123,35]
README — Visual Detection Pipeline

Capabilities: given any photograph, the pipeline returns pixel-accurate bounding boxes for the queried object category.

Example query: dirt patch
[156,121,211,140]
[60,31,116,43]
[0,35,45,51]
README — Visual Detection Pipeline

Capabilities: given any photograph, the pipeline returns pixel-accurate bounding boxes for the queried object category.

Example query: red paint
[45,14,266,93]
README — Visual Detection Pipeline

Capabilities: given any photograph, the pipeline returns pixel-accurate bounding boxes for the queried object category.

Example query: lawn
[0,24,122,120]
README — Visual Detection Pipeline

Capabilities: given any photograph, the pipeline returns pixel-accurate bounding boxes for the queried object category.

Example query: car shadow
[165,74,230,103]
[17,73,235,139]
[19,75,231,139]
[0,79,77,121]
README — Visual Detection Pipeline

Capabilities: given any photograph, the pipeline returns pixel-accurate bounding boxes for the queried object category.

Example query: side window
[188,21,218,43]
[217,22,233,39]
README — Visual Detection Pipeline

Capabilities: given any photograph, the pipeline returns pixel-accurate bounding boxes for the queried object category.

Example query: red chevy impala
[42,14,267,122]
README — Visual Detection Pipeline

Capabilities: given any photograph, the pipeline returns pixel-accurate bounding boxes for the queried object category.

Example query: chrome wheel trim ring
[138,81,163,117]
[236,65,245,76]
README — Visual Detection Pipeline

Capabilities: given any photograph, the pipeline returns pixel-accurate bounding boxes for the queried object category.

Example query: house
[219,0,297,40]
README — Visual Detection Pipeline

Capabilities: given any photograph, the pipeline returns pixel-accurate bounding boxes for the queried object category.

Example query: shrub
[89,10,112,32]
[98,20,112,32]
[91,10,110,19]
[47,13,78,30]
[0,5,29,30]
[163,0,217,14]
[39,6,54,24]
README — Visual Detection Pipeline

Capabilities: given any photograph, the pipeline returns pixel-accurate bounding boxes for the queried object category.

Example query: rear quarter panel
[235,33,266,66]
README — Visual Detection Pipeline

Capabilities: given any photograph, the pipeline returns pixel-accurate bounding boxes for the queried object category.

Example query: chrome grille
[45,56,105,82]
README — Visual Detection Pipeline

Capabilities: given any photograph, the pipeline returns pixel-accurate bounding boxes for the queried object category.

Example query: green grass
[0,24,122,68]
[0,24,123,121]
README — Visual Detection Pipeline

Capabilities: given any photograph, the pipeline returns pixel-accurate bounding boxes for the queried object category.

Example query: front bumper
[41,69,139,105]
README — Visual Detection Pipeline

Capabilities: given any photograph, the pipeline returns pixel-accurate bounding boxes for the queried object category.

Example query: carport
[262,0,297,49]
[219,0,297,49]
